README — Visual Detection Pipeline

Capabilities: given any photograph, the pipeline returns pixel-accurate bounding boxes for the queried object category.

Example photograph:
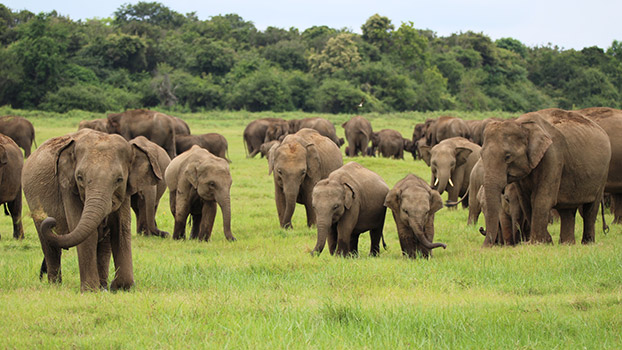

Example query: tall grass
[0,108,620,349]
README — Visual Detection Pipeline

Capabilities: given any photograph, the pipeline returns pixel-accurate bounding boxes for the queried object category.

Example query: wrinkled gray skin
[342,116,372,157]
[370,129,406,159]
[311,162,388,257]
[577,107,622,224]
[165,146,235,242]
[0,115,36,157]
[0,134,24,240]
[385,174,447,258]
[176,133,229,161]
[78,118,108,133]
[480,108,610,247]
[107,109,177,159]
[129,137,171,238]
[259,140,280,158]
[425,116,470,147]
[269,128,343,229]
[243,118,289,157]
[289,117,343,147]
[23,129,162,292]
[420,137,481,207]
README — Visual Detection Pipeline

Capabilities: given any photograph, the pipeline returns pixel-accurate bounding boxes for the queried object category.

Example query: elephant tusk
[448,178,454,187]
[434,178,439,186]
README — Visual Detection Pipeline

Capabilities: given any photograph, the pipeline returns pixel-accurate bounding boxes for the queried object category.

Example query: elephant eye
[277,169,283,175]
[402,208,408,215]
[116,177,124,184]
[504,153,512,163]
[76,174,84,182]
[333,204,339,210]
[208,181,216,187]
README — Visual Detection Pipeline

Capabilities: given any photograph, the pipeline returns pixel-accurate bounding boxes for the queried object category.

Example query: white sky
[3,0,621,50]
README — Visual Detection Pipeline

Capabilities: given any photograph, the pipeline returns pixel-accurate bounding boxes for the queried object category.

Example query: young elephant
[311,162,389,257]
[165,146,235,242]
[175,133,230,161]
[370,129,406,159]
[385,174,447,258]
[0,134,24,240]
[477,183,529,245]
[78,118,108,132]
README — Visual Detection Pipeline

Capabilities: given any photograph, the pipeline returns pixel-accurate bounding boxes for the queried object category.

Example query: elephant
[0,115,36,158]
[289,117,343,147]
[480,108,611,247]
[420,137,481,207]
[165,145,235,242]
[465,118,503,146]
[176,133,230,161]
[311,162,389,257]
[476,183,529,246]
[172,116,191,136]
[467,158,484,224]
[264,121,290,144]
[259,140,280,158]
[342,116,372,157]
[268,128,343,229]
[425,116,470,147]
[384,174,447,258]
[576,107,622,224]
[0,134,24,240]
[370,129,406,159]
[107,109,177,158]
[129,137,171,238]
[78,118,108,132]
[22,129,163,292]
[243,118,289,158]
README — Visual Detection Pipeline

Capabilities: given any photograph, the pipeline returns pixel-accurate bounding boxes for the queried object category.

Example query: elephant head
[384,174,447,256]
[106,113,123,134]
[480,119,551,246]
[311,178,353,254]
[264,123,289,143]
[420,142,473,195]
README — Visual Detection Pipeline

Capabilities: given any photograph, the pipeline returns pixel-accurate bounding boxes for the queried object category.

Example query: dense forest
[1,2,621,114]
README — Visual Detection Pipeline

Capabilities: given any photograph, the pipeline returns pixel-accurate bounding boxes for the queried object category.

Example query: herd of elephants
[0,106,621,292]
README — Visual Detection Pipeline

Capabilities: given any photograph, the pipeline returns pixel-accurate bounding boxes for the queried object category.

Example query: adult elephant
[22,129,163,292]
[176,133,230,161]
[0,115,36,157]
[426,116,470,147]
[243,118,288,158]
[480,108,610,247]
[311,162,389,257]
[370,129,406,159]
[465,118,503,146]
[384,174,447,258]
[129,137,171,238]
[107,109,177,158]
[172,116,191,136]
[342,116,372,157]
[0,134,24,240]
[420,137,481,207]
[576,107,622,224]
[165,145,235,242]
[78,118,108,132]
[268,128,343,229]
[289,117,343,147]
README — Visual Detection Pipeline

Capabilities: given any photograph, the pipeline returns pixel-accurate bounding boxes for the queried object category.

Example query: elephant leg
[109,202,134,291]
[76,233,101,292]
[303,190,316,228]
[7,195,24,239]
[198,201,217,242]
[369,227,382,256]
[349,233,360,257]
[274,186,286,227]
[143,187,165,237]
[172,191,190,240]
[612,194,622,224]
[467,191,481,225]
[327,224,338,255]
[190,212,201,240]
[336,210,359,257]
[558,208,577,244]
[97,229,111,290]
[41,243,62,283]
[580,200,599,244]
[394,213,416,258]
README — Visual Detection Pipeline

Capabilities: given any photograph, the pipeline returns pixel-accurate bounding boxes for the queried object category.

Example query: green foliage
[39,83,141,112]
[309,33,362,76]
[226,66,293,112]
[361,14,394,52]
[311,79,375,113]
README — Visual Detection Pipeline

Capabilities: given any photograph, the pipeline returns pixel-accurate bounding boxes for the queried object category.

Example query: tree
[391,21,429,71]
[309,33,361,76]
[361,14,393,52]
[113,2,186,28]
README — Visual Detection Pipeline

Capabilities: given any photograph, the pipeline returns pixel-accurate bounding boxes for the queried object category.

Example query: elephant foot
[225,235,237,242]
[13,230,24,240]
[110,277,134,291]
[154,230,169,238]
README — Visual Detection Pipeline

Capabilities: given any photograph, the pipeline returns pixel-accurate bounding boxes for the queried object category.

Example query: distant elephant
[289,117,343,147]
[259,140,280,158]
[165,145,235,242]
[0,115,36,157]
[384,174,447,258]
[107,109,177,158]
[129,137,171,238]
[577,107,622,224]
[172,116,191,136]
[78,118,108,132]
[268,128,343,229]
[420,137,481,207]
[243,118,289,158]
[311,162,389,257]
[0,134,24,240]
[176,133,230,161]
[425,116,470,147]
[342,116,372,157]
[23,129,163,292]
[370,129,406,159]
[480,108,610,246]
[412,122,427,142]
[264,121,290,144]
[465,118,503,146]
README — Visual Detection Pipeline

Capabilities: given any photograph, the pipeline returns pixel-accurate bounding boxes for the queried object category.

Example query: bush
[225,67,293,112]
[39,83,141,112]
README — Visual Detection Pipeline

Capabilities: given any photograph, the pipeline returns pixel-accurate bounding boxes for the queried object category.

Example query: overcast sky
[3,0,621,50]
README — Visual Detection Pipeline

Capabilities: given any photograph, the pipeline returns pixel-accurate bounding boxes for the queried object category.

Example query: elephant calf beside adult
[0,134,24,240]
[107,109,178,159]
[243,118,289,158]
[0,115,36,158]
[176,133,230,161]
[370,129,408,159]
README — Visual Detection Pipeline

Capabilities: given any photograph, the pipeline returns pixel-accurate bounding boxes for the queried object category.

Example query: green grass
[0,108,621,349]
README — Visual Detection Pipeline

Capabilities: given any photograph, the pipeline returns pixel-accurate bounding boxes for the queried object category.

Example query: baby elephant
[165,146,235,242]
[311,162,389,257]
[385,174,447,258]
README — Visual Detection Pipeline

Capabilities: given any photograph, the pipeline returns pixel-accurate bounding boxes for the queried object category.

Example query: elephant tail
[381,233,387,250]
[3,203,8,216]
[444,186,470,208]
[601,198,609,235]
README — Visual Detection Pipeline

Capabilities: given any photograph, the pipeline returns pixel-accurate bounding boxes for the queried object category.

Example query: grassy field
[0,108,621,349]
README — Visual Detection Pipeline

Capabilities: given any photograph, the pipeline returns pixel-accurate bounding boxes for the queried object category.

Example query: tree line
[1,2,621,114]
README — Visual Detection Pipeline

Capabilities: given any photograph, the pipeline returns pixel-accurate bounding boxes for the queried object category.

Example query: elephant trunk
[281,183,299,229]
[217,193,235,241]
[435,171,451,195]
[41,191,111,249]
[312,219,331,255]
[409,218,447,250]
[482,172,505,247]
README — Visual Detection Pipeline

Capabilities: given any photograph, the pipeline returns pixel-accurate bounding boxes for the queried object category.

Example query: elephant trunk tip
[41,217,59,244]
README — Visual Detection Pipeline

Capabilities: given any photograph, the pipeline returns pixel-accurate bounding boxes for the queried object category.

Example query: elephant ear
[384,187,401,212]
[0,145,7,165]
[305,143,321,180]
[55,136,77,192]
[521,121,552,169]
[343,182,355,210]
[107,113,122,133]
[429,189,443,213]
[419,145,432,166]
[184,163,200,189]
[454,147,473,167]
[268,143,279,175]
[128,141,164,194]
